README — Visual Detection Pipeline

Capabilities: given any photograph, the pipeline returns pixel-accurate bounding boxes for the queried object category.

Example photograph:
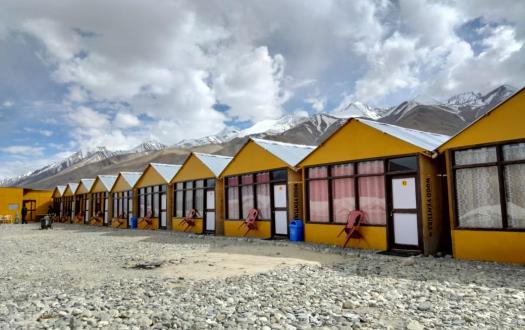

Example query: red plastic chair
[337,210,365,248]
[238,209,259,236]
[143,209,153,229]
[180,208,197,231]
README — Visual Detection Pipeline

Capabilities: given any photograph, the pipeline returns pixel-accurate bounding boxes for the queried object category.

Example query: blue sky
[0,0,524,178]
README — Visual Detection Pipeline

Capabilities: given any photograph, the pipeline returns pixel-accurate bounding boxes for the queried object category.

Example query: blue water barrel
[289,219,304,241]
[130,215,138,229]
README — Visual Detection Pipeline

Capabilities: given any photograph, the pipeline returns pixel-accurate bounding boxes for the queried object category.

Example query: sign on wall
[8,203,19,210]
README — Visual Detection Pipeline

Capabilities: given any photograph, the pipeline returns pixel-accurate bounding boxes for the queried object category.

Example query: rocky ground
[0,224,523,329]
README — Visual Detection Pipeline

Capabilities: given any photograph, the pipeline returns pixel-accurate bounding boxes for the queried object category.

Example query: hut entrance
[389,176,420,250]
[205,189,216,232]
[22,200,36,222]
[273,183,288,236]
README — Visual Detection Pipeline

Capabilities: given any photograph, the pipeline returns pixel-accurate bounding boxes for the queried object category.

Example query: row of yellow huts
[4,88,525,264]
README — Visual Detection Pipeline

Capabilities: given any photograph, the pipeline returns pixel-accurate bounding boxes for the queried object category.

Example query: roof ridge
[358,118,451,138]
[251,137,316,149]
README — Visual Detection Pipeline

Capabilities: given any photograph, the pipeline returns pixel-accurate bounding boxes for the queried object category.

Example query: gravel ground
[0,223,524,329]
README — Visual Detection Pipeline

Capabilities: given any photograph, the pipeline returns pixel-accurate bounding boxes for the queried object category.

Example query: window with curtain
[503,142,525,229]
[227,176,240,219]
[332,164,355,223]
[139,188,145,217]
[175,183,183,217]
[241,175,254,219]
[256,172,271,219]
[358,176,386,225]
[184,181,193,216]
[195,180,204,216]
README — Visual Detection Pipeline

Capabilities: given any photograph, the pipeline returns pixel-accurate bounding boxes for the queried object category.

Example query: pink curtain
[227,187,239,219]
[241,185,254,219]
[332,164,353,176]
[358,160,384,174]
[358,176,386,225]
[256,172,270,183]
[308,166,328,178]
[309,180,329,222]
[332,178,356,223]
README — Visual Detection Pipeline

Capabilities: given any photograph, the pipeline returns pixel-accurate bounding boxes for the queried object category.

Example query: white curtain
[504,164,525,228]
[227,187,239,219]
[455,147,497,165]
[456,166,502,228]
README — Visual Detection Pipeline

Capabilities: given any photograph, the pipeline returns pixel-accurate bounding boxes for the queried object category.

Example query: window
[388,156,418,172]
[225,170,287,220]
[453,142,525,229]
[138,185,164,218]
[173,180,209,218]
[306,160,387,225]
[113,191,133,218]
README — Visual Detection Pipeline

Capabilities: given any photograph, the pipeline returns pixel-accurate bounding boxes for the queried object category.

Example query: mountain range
[0,84,517,189]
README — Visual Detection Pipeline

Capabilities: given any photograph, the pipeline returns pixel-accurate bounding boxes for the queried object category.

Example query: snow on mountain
[238,113,310,137]
[481,84,517,107]
[130,140,167,153]
[330,101,386,120]
[175,126,241,148]
[446,91,484,108]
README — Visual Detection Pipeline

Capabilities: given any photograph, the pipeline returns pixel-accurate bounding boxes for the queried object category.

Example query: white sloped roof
[120,172,142,188]
[80,178,95,191]
[150,163,182,182]
[251,138,316,167]
[97,175,118,191]
[357,119,451,151]
[56,185,66,196]
[67,183,78,194]
[194,153,233,176]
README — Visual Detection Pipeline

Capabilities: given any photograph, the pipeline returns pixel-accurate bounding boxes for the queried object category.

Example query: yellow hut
[73,179,95,224]
[61,183,78,223]
[134,163,181,230]
[298,118,450,255]
[438,87,525,264]
[171,153,232,234]
[51,185,66,219]
[89,175,118,226]
[220,138,315,239]
[0,187,52,223]
[110,172,142,229]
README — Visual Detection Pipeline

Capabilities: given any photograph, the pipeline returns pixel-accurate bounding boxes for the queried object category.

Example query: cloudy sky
[0,0,524,178]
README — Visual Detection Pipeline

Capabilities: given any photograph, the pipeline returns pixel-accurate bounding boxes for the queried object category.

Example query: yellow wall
[136,166,168,187]
[52,188,63,198]
[23,189,53,217]
[137,218,159,230]
[287,169,303,222]
[111,175,132,192]
[299,119,424,167]
[63,186,75,196]
[418,156,448,255]
[452,230,525,264]
[439,88,525,151]
[224,220,272,238]
[221,141,289,176]
[0,188,24,217]
[90,178,108,193]
[75,183,90,194]
[172,154,214,182]
[305,223,387,250]
[172,218,204,234]
[111,218,128,229]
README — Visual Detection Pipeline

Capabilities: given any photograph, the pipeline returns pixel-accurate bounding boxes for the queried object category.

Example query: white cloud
[3,145,45,156]
[2,100,14,108]
[305,96,326,112]
[114,112,140,129]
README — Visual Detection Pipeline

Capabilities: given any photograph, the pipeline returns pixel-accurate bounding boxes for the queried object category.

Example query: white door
[273,184,288,235]
[205,190,215,231]
[391,177,419,247]
[160,194,167,228]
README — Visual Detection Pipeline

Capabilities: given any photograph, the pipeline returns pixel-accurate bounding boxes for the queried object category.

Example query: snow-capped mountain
[175,127,241,148]
[1,84,518,189]
[130,140,167,153]
[331,101,386,120]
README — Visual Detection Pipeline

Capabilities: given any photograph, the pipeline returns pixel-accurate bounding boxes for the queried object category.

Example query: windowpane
[227,176,238,186]
[195,180,204,188]
[241,185,254,218]
[139,193,145,217]
[176,182,183,190]
[206,179,216,187]
[308,180,329,222]
[161,193,167,210]
[455,147,497,165]
[175,191,183,217]
[256,172,270,183]
[185,189,193,215]
[332,178,355,223]
[186,181,194,189]
[456,166,502,228]
[227,187,239,219]
[504,164,525,228]
[271,169,287,181]
[159,185,166,192]
[358,160,384,174]
[332,163,353,176]
[388,157,417,172]
[308,166,328,178]
[241,174,254,185]
[195,189,204,216]
[153,192,159,217]
[503,143,525,161]
[358,176,386,225]
[256,183,271,219]
[153,185,159,192]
